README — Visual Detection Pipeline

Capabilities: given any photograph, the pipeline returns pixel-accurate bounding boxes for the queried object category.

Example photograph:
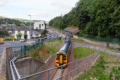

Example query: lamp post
[28,14,32,40]
[60,14,63,37]
[28,14,32,29]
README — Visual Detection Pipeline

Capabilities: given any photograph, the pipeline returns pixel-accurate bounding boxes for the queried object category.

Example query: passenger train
[55,33,71,67]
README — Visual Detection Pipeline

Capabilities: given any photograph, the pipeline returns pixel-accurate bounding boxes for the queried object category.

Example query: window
[39,24,41,29]
[56,56,60,60]
[63,56,66,60]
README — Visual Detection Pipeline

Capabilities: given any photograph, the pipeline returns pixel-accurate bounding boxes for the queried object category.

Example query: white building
[34,20,47,30]
[14,27,31,40]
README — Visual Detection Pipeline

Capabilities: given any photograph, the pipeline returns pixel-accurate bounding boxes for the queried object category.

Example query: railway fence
[10,37,61,80]
[10,53,99,80]
[76,33,120,43]
[13,37,61,57]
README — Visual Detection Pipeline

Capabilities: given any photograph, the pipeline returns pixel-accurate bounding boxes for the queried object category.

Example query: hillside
[49,0,120,38]
[0,16,31,26]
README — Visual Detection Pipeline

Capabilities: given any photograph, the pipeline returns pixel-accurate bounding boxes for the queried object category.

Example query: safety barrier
[10,53,99,80]
[76,33,120,43]
[10,37,61,80]
[13,37,61,57]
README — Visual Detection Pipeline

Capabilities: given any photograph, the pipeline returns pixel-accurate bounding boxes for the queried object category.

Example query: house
[14,26,31,40]
[5,27,15,34]
[34,20,47,30]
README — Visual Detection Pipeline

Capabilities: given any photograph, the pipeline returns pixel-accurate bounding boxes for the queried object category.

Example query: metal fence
[11,53,98,80]
[13,37,61,57]
[10,37,61,80]
[76,33,120,43]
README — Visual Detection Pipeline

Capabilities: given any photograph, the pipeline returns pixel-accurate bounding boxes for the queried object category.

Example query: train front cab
[56,52,67,68]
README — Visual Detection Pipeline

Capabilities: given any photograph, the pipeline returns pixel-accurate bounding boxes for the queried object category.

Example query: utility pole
[60,14,63,37]
[28,14,32,29]
[28,14,32,40]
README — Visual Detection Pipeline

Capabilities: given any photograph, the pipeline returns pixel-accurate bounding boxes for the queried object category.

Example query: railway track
[53,69,63,80]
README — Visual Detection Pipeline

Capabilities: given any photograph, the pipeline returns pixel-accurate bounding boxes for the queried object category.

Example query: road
[0,41,34,55]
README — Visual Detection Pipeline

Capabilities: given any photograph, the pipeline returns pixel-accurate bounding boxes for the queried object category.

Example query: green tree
[49,0,120,38]
[16,33,22,40]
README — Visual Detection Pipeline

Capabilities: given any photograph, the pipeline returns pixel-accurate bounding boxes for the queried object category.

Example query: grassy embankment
[28,40,63,61]
[72,38,84,43]
[73,47,95,59]
[74,47,120,80]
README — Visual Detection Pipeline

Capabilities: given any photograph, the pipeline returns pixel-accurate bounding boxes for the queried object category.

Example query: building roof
[64,27,79,34]
[15,26,31,31]
[34,20,46,23]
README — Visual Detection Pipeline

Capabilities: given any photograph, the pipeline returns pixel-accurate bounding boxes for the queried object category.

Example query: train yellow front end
[55,33,71,68]
[55,52,67,68]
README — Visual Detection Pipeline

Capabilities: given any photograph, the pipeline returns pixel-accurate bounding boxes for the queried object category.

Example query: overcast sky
[0,0,79,21]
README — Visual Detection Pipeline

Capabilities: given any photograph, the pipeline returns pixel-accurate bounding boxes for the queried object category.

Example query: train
[55,33,71,68]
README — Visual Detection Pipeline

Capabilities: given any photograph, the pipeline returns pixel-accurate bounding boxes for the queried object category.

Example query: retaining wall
[0,47,13,80]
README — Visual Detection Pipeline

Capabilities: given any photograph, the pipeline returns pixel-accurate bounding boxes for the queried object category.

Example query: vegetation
[0,30,9,37]
[4,37,16,41]
[16,33,22,40]
[0,16,31,26]
[73,47,95,59]
[75,51,120,80]
[28,40,63,61]
[72,38,84,42]
[44,40,63,54]
[41,30,48,37]
[49,0,120,38]
[28,46,48,61]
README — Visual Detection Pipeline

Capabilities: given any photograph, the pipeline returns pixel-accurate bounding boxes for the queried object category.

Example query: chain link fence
[76,33,120,43]
[10,37,61,80]
[11,47,120,80]
[10,53,99,80]
[13,37,61,57]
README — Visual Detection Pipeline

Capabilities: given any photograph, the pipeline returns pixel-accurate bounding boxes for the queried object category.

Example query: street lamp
[28,14,32,40]
[28,14,32,29]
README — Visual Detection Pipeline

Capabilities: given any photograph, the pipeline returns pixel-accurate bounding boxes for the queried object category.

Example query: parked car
[20,39,25,42]
[0,38,4,44]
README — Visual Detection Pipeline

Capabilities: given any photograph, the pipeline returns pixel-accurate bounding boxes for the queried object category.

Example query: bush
[4,37,16,41]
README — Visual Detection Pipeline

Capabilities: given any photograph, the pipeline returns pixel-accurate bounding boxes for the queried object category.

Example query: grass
[73,47,95,59]
[72,38,84,42]
[75,57,110,80]
[27,40,63,61]
[108,47,120,51]
[4,36,16,41]
[75,51,120,80]
[44,40,63,54]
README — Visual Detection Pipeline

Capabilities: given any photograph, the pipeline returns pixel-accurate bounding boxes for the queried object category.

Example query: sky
[0,0,79,21]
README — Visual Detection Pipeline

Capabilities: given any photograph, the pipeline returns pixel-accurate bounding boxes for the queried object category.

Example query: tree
[16,33,22,40]
[41,30,48,37]
[49,0,120,39]
[0,30,9,37]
